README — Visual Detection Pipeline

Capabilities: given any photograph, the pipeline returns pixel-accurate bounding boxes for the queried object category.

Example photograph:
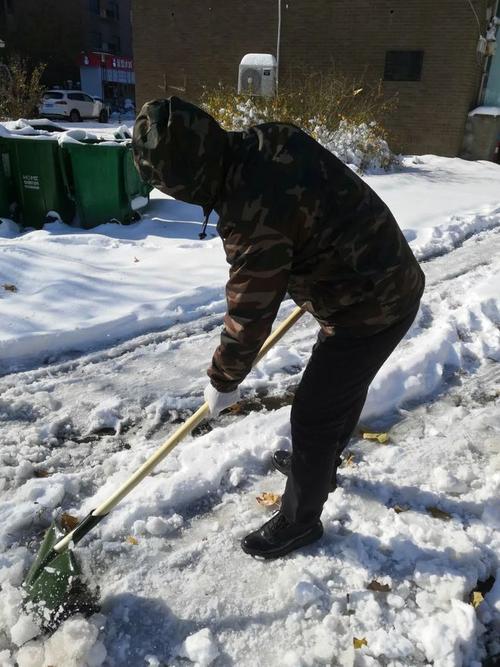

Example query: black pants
[280,306,419,525]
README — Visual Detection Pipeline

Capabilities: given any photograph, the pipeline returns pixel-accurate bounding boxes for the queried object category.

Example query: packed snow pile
[0,126,499,666]
[178,628,219,666]
[15,615,107,667]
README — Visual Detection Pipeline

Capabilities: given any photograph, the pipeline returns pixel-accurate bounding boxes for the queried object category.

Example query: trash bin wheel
[69,109,81,123]
[9,202,20,223]
[98,109,109,124]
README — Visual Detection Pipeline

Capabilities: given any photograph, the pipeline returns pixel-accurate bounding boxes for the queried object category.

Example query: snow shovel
[23,306,305,628]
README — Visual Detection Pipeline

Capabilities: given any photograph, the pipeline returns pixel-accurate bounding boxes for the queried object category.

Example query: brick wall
[132,0,490,156]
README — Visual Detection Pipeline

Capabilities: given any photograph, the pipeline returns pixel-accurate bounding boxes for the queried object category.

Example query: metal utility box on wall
[238,54,277,97]
[461,107,500,161]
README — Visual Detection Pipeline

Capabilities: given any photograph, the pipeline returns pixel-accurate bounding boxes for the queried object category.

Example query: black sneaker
[272,450,338,491]
[241,511,323,559]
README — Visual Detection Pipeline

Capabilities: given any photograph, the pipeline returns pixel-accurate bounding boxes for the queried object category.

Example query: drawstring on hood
[199,206,211,240]
[132,96,228,239]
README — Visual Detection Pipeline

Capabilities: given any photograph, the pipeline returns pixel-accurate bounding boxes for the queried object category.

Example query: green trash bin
[0,136,16,220]
[60,139,151,229]
[8,135,75,229]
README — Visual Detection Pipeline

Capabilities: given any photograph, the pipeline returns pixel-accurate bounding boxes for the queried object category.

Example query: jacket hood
[132,96,228,210]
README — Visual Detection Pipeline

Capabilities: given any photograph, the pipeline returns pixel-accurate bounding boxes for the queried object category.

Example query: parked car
[93,96,112,115]
[39,91,109,123]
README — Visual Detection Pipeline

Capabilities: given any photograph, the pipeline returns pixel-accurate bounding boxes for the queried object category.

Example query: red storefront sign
[79,52,134,71]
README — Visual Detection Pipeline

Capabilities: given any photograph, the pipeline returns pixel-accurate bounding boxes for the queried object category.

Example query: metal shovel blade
[24,522,98,629]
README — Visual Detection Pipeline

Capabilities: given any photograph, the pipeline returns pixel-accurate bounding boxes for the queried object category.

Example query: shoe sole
[240,524,323,559]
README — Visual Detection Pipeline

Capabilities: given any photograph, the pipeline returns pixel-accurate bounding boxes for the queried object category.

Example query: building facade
[0,0,136,108]
[132,0,494,156]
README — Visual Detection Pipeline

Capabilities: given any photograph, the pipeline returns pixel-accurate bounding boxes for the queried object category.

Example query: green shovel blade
[24,522,98,629]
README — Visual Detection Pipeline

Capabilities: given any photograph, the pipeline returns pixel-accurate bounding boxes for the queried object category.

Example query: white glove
[204,383,240,417]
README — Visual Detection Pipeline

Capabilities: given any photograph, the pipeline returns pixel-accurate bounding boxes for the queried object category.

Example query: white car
[39,90,109,123]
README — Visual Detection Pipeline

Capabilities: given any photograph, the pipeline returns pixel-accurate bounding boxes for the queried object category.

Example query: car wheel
[98,108,109,123]
[69,109,81,122]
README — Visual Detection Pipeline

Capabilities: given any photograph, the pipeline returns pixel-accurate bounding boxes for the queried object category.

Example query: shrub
[201,68,401,172]
[0,55,46,121]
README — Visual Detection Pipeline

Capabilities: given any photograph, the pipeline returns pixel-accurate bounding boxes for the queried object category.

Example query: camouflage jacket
[133,97,425,392]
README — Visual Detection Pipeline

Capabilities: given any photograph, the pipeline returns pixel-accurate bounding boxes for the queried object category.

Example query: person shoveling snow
[132,96,425,559]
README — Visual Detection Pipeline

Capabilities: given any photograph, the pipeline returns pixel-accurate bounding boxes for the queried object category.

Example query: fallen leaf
[470,591,484,608]
[256,492,281,508]
[367,580,391,592]
[33,469,50,478]
[60,513,79,531]
[344,453,356,466]
[362,431,389,444]
[392,504,410,514]
[228,403,242,414]
[427,506,452,521]
[126,535,138,545]
[2,283,17,293]
[353,637,368,649]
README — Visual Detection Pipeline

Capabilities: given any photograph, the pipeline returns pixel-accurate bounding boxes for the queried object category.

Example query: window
[106,36,120,54]
[90,30,102,49]
[43,91,64,100]
[384,51,424,81]
[83,94,94,103]
[106,2,119,20]
[88,0,100,14]
[68,93,86,101]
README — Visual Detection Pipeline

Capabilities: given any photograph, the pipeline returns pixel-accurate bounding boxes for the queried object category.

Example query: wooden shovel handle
[54,306,305,552]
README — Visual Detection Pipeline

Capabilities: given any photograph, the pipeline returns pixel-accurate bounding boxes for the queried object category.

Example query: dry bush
[0,55,46,121]
[201,67,400,172]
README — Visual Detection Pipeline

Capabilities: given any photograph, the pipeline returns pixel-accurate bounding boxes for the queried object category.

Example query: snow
[15,615,107,667]
[0,118,131,145]
[468,105,500,116]
[0,220,20,239]
[9,615,40,647]
[295,580,324,606]
[0,143,499,665]
[178,628,219,666]
[131,195,149,211]
[0,210,224,373]
[1,155,499,375]
[240,53,277,67]
[484,569,500,617]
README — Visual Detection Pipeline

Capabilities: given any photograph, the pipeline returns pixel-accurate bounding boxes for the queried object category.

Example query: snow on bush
[205,98,400,173]
[313,118,401,173]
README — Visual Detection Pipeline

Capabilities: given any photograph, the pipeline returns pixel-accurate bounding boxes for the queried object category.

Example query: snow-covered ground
[0,152,499,667]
